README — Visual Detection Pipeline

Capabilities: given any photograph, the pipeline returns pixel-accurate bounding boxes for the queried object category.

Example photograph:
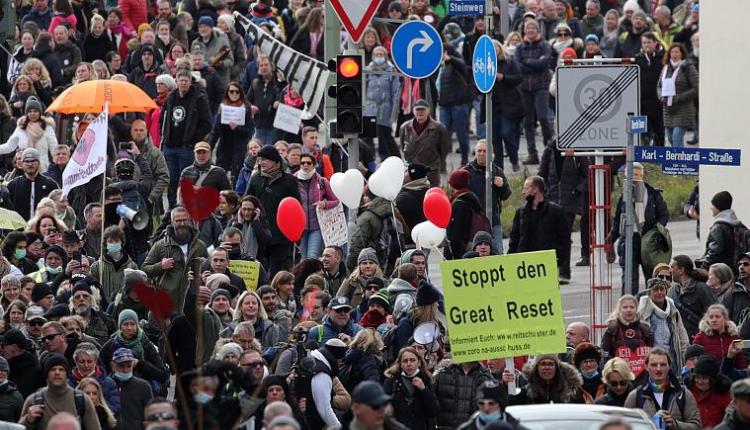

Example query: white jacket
[0,116,57,171]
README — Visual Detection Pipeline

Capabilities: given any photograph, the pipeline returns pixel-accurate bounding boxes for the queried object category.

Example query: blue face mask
[114,371,133,381]
[194,392,214,405]
[479,411,502,423]
[107,243,122,254]
[374,56,386,65]
[14,249,26,260]
[47,266,62,275]
[582,369,599,379]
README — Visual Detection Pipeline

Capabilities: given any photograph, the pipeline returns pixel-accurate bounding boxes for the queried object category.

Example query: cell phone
[118,141,132,150]
[73,250,83,262]
[743,340,750,349]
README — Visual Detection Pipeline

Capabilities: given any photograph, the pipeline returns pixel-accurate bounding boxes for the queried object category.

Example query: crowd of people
[0,0,725,429]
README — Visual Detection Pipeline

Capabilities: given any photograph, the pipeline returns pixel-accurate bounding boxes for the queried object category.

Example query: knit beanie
[257,145,282,163]
[0,356,8,373]
[198,16,215,27]
[448,169,470,190]
[472,231,494,249]
[261,374,289,395]
[206,273,231,292]
[477,380,508,408]
[216,342,243,360]
[561,47,578,59]
[118,308,138,327]
[43,353,69,376]
[368,288,391,313]
[357,247,379,266]
[416,283,440,306]
[25,96,42,114]
[694,355,719,379]
[31,283,53,302]
[711,191,733,212]
[685,344,705,361]
[210,288,231,304]
[623,0,640,13]
[155,74,176,91]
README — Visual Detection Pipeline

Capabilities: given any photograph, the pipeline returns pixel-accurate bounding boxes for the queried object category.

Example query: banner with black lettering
[234,12,330,115]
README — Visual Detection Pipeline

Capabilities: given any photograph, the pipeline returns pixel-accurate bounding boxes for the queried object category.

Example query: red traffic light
[338,57,360,78]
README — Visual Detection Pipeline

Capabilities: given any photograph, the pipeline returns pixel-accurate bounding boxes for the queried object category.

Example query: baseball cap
[113,347,136,363]
[413,99,430,110]
[328,296,352,311]
[732,378,750,397]
[194,141,211,153]
[352,381,392,407]
[25,305,47,322]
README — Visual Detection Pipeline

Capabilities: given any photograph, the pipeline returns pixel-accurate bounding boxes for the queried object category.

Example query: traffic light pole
[323,2,340,151]
[343,40,361,171]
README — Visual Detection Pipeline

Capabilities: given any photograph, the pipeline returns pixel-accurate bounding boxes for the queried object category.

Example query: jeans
[439,104,471,161]
[163,145,194,205]
[666,127,686,148]
[473,97,486,139]
[492,224,504,255]
[254,128,277,146]
[521,89,553,157]
[493,114,522,166]
[299,229,324,259]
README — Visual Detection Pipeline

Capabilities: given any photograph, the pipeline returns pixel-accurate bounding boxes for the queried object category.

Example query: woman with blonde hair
[601,294,654,377]
[83,14,116,62]
[92,60,111,79]
[19,58,54,105]
[339,329,384,392]
[77,377,117,430]
[8,75,39,118]
[693,303,745,370]
[383,346,439,430]
[74,61,98,84]
[232,291,281,349]
[594,357,635,406]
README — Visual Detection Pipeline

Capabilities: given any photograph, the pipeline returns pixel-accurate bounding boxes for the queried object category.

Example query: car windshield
[520,420,653,430]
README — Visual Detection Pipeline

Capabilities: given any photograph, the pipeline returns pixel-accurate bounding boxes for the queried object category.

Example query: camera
[118,141,133,150]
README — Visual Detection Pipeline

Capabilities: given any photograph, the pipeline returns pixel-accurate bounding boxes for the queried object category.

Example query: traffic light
[334,54,363,134]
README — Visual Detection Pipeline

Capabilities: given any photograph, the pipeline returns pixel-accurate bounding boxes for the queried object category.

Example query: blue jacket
[308,315,361,344]
[364,62,401,127]
[514,38,554,91]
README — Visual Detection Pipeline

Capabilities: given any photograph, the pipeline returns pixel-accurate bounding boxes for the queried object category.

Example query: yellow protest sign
[229,260,260,291]
[439,250,566,363]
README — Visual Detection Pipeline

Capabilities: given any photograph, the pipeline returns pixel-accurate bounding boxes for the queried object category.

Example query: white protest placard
[316,203,348,247]
[273,103,303,135]
[220,104,246,126]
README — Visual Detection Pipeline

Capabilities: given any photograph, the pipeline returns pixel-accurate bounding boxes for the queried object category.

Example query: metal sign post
[481,3,495,226]
[623,114,636,294]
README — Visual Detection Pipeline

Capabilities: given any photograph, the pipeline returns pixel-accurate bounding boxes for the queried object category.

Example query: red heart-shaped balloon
[179,178,220,221]
[132,281,174,320]
[277,197,306,242]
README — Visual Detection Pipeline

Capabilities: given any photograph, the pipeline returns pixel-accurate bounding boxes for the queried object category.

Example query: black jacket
[721,282,750,326]
[289,28,324,61]
[128,63,168,99]
[434,363,495,430]
[82,32,116,62]
[384,373,440,430]
[464,160,511,225]
[594,384,634,407]
[246,77,283,129]
[447,191,483,260]
[160,83,212,148]
[509,199,569,259]
[635,51,664,117]
[180,162,232,192]
[458,411,526,430]
[610,182,669,243]
[0,379,24,423]
[31,44,63,88]
[539,144,589,214]
[7,350,44,398]
[6,173,58,220]
[244,171,301,245]
[438,46,472,107]
[52,41,82,84]
[490,58,526,119]
[112,376,152,430]
[394,178,430,243]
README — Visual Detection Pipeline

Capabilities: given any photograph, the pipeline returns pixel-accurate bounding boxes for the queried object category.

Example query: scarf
[553,38,574,54]
[648,377,669,393]
[660,60,684,106]
[108,23,134,37]
[71,365,103,383]
[25,120,44,147]
[634,181,646,231]
[260,164,281,179]
[297,169,314,181]
[401,77,421,113]
[711,281,733,302]
[359,309,386,329]
[413,117,430,136]
[115,326,145,358]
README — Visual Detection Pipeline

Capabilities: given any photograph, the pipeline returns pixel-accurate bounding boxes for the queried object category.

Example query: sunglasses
[333,308,351,313]
[657,274,672,281]
[228,89,240,94]
[558,32,570,36]
[243,361,264,368]
[146,412,177,422]
[300,160,314,166]
[28,320,45,327]
[43,333,62,342]
[608,380,628,387]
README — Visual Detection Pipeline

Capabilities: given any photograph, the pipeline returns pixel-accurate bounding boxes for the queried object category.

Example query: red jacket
[692,320,746,369]
[118,0,147,30]
[690,387,731,428]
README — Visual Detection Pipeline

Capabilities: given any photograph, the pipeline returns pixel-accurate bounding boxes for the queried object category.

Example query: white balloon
[412,221,446,249]
[368,156,405,201]
[330,169,364,209]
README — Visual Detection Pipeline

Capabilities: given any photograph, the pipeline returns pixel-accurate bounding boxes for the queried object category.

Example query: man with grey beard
[68,279,116,346]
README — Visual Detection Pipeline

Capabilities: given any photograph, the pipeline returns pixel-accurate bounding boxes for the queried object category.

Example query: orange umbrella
[47,79,158,115]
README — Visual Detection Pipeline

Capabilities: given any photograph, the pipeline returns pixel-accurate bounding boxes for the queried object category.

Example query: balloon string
[431,245,447,261]
[391,202,403,256]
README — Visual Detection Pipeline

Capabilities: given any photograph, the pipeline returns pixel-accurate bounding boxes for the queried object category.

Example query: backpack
[36,389,86,424]
[466,209,492,242]
[730,222,750,268]
[380,326,400,367]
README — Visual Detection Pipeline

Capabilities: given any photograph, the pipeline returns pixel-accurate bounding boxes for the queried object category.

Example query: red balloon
[277,197,306,242]
[423,192,452,228]
[425,187,448,199]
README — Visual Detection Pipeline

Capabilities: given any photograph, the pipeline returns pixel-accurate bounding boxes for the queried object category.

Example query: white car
[506,404,657,430]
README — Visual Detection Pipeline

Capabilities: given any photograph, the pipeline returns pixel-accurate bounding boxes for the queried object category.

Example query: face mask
[114,371,133,381]
[479,410,502,423]
[14,249,26,259]
[47,266,62,275]
[107,243,122,254]
[158,34,170,43]
[194,391,214,404]
[582,369,599,379]
[374,57,386,65]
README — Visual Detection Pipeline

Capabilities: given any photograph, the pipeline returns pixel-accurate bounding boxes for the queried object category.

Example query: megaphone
[413,322,441,353]
[116,204,148,230]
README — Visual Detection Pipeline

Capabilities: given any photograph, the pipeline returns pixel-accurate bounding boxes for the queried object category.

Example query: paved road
[426,218,703,333]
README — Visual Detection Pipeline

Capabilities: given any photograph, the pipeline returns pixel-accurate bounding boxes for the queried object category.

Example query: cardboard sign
[220,104,246,126]
[316,203,348,247]
[273,103,303,135]
[228,260,261,291]
[439,251,566,363]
